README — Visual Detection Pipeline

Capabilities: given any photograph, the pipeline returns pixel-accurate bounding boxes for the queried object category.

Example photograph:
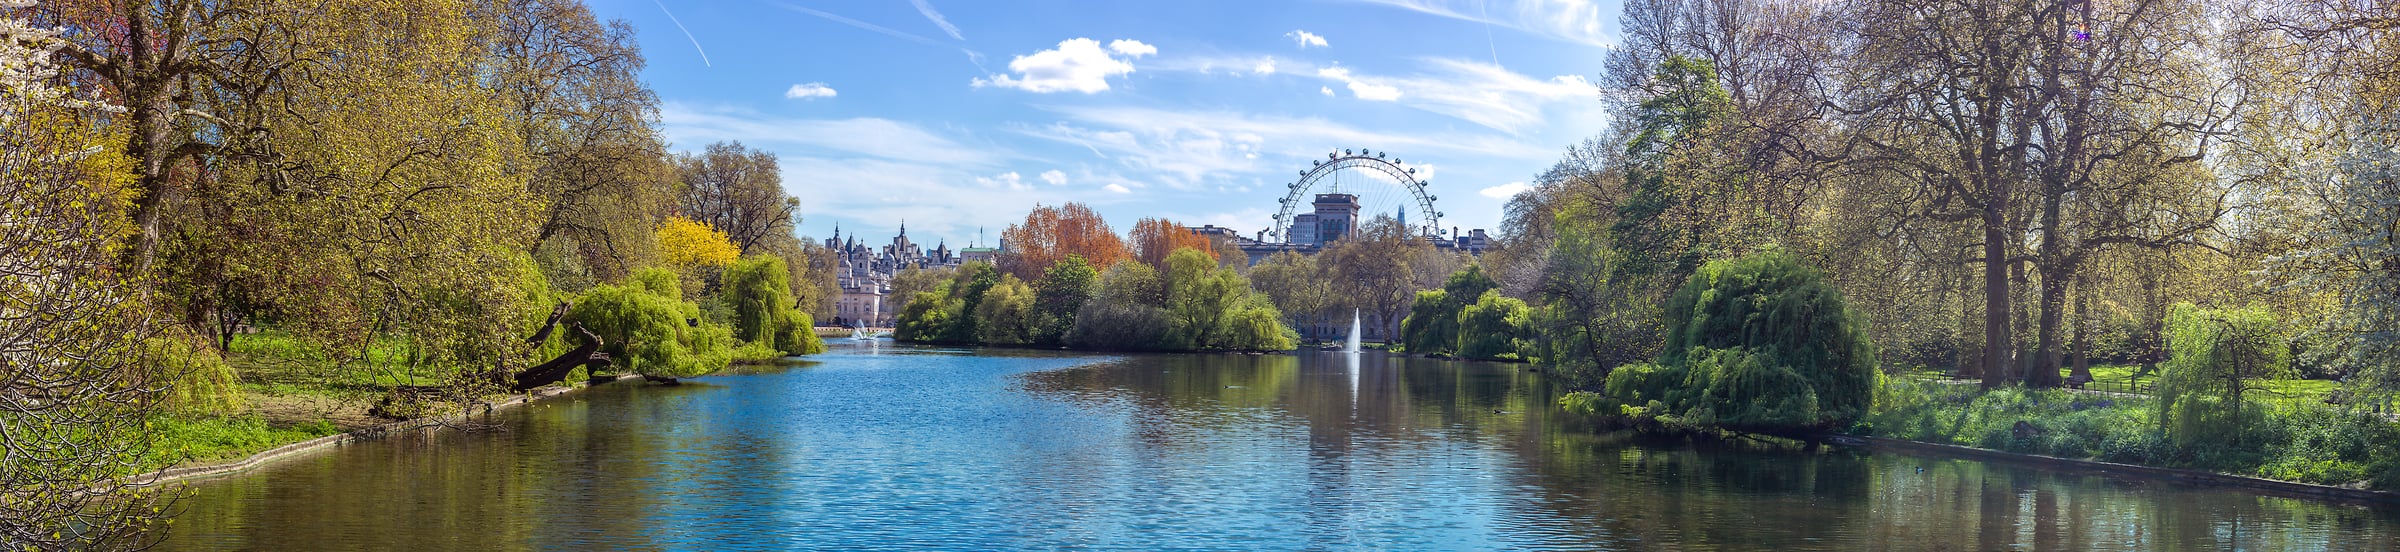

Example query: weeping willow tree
[2155,303,2292,450]
[1597,251,1878,432]
[722,255,825,356]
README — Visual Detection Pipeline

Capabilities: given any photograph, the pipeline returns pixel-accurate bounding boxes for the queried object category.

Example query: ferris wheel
[1268,149,1442,243]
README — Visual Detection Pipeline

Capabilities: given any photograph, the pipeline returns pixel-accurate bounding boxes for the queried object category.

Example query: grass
[144,415,342,472]
[1861,379,2400,489]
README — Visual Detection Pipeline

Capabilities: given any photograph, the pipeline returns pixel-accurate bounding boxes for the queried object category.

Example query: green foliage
[566,276,731,379]
[1032,255,1099,345]
[1865,379,2400,489]
[631,266,683,300]
[144,415,344,472]
[1530,209,1663,389]
[1068,261,1180,350]
[140,329,244,414]
[1597,251,1875,432]
[1456,291,1530,361]
[722,255,826,356]
[975,276,1038,345]
[2156,303,2292,449]
[893,290,961,343]
[1401,290,1456,356]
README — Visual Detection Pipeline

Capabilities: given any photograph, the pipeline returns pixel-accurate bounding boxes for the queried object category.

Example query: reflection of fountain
[1347,347,1360,409]
[1346,309,1362,353]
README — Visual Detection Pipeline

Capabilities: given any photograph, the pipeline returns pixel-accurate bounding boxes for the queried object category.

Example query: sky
[585,0,1625,249]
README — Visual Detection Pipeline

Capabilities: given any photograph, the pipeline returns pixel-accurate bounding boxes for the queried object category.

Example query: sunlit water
[157,345,2400,550]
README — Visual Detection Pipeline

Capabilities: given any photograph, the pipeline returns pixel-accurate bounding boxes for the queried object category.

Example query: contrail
[910,0,965,41]
[652,0,711,67]
[774,2,941,46]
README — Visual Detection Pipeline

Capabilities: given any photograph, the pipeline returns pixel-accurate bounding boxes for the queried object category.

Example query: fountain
[850,321,883,341]
[1345,309,1362,353]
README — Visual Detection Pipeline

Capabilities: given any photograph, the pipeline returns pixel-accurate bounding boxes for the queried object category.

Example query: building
[822,221,995,327]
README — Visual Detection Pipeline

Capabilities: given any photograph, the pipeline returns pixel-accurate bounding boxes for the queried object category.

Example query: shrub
[1602,251,1876,431]
[893,290,960,343]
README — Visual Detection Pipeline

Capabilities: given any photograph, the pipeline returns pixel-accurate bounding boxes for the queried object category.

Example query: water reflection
[157,348,2400,550]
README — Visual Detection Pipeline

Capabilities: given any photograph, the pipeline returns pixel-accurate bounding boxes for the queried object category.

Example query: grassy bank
[144,332,576,472]
[1859,379,2400,489]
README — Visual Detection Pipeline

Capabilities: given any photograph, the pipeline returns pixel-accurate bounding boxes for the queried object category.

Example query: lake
[157,343,2400,550]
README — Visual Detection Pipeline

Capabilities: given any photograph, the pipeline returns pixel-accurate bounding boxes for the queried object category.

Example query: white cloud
[1307,58,1595,133]
[660,103,1001,166]
[1317,65,1401,101]
[1348,81,1402,101]
[1253,57,1277,75]
[972,38,1148,94]
[1040,170,1067,185]
[784,82,837,99]
[1107,39,1157,58]
[1321,86,1334,96]
[1104,183,1132,194]
[1014,105,1547,191]
[1286,29,1329,48]
[909,0,964,41]
[977,171,1029,191]
[1351,0,1612,48]
[1479,181,1531,199]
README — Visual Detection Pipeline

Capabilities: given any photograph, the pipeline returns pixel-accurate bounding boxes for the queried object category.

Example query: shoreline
[129,374,643,488]
[1841,435,2400,507]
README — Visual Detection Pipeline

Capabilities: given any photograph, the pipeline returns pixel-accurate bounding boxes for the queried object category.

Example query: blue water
[158,344,2400,550]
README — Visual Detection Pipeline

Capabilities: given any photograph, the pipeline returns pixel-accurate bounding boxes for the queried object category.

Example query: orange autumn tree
[1129,217,1217,271]
[999,203,1131,280]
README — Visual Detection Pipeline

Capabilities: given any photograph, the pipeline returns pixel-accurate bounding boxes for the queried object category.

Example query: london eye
[1268,149,1442,243]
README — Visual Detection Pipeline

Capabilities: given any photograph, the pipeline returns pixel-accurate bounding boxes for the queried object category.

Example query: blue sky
[586,0,1624,248]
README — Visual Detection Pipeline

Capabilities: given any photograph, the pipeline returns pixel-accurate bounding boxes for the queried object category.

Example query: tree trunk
[2026,266,2069,388]
[1982,209,2012,388]
[2070,273,2092,383]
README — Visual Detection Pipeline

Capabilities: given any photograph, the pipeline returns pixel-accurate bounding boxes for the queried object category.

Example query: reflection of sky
[157,348,2400,550]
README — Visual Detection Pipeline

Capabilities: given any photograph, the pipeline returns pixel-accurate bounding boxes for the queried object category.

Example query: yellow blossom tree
[657,216,740,270]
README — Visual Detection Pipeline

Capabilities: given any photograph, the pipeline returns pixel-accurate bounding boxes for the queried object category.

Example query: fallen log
[510,325,610,392]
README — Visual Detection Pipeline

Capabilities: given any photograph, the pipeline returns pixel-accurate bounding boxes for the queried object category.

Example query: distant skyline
[589,0,1624,247]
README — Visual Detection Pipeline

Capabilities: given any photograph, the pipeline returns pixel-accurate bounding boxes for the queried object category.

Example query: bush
[1456,290,1529,360]
[1600,251,1876,431]
[722,255,826,356]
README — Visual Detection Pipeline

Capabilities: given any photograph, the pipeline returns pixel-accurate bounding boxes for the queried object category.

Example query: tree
[1457,291,1531,360]
[998,202,1130,281]
[1032,255,1098,345]
[1602,251,1877,432]
[0,25,167,544]
[657,216,740,270]
[2156,303,2292,450]
[1130,217,1216,271]
[722,255,825,356]
[498,0,672,283]
[1247,251,1330,340]
[973,276,1036,346]
[568,268,733,379]
[1321,215,1437,342]
[675,141,797,253]
[1067,261,1176,350]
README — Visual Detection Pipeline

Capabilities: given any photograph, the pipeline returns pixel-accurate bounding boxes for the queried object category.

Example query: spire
[899,219,907,237]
